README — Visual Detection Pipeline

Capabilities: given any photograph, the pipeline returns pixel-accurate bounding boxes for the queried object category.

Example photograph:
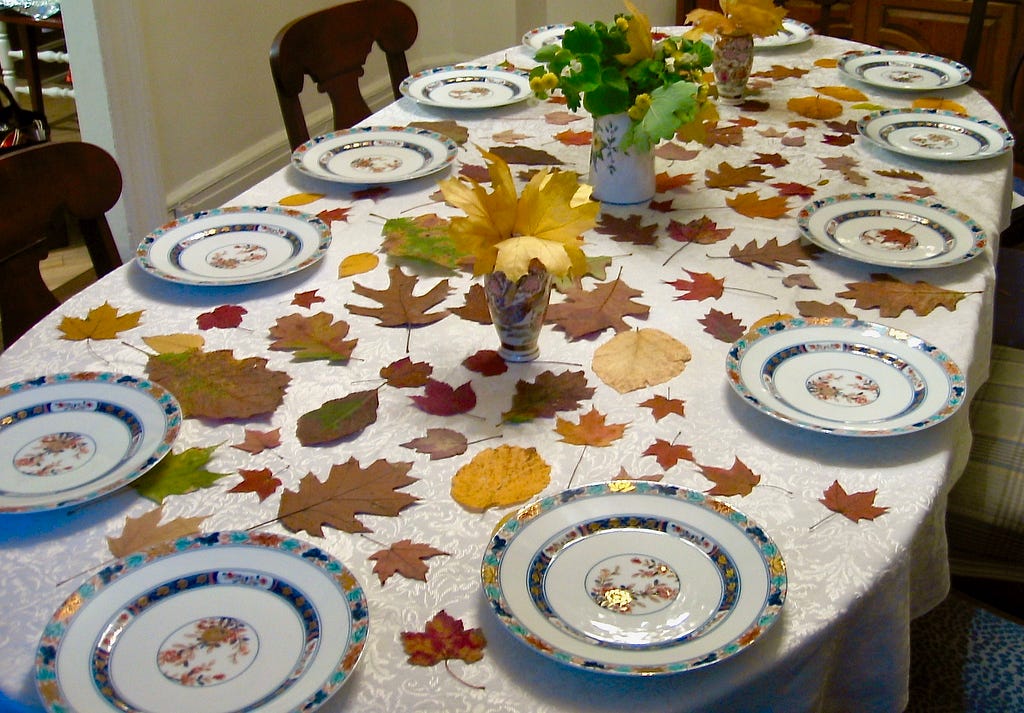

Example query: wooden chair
[0,140,122,348]
[269,0,418,151]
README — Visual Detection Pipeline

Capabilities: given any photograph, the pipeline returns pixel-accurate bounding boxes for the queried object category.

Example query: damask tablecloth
[0,33,1013,713]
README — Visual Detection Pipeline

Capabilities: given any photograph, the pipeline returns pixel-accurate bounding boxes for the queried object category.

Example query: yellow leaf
[339,252,380,277]
[787,95,844,119]
[107,505,208,558]
[592,329,692,394]
[912,97,967,115]
[614,1,654,66]
[142,333,205,354]
[815,58,839,68]
[451,444,550,511]
[748,312,794,333]
[813,85,868,102]
[494,235,571,281]
[279,192,324,206]
[59,302,143,341]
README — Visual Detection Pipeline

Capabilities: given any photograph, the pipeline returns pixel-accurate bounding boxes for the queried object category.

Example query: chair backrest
[0,140,123,347]
[269,0,418,150]
[960,0,989,72]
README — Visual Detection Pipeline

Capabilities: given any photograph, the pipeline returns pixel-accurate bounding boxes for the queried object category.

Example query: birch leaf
[592,329,691,394]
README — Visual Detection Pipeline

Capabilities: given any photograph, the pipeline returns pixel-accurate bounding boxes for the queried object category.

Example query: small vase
[713,33,755,105]
[483,264,552,362]
[589,112,656,205]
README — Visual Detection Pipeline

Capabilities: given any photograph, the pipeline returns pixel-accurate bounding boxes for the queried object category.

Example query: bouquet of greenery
[528,1,715,151]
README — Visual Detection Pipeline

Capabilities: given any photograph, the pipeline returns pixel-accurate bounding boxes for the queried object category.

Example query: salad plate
[838,50,970,90]
[798,193,987,268]
[137,206,331,286]
[0,373,180,514]
[400,65,532,109]
[858,109,1014,161]
[522,23,568,51]
[36,531,369,713]
[755,18,814,48]
[291,126,457,185]
[482,481,786,675]
[727,318,965,436]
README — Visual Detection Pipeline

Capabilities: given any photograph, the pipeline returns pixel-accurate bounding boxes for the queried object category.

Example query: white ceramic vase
[589,112,656,205]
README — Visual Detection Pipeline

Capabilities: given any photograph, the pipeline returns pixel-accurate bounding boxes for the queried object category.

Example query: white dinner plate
[798,193,987,268]
[400,65,533,109]
[36,531,369,713]
[755,18,814,48]
[482,481,787,675]
[0,373,180,514]
[726,318,965,436]
[838,50,971,90]
[858,109,1015,161]
[291,126,457,184]
[522,23,568,51]
[137,206,331,286]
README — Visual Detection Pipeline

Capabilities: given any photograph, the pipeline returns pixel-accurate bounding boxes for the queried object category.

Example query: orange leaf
[401,610,487,666]
[643,438,695,470]
[698,458,760,497]
[705,162,772,189]
[819,480,889,522]
[726,191,791,219]
[555,407,628,447]
[656,171,695,192]
[912,97,967,115]
[787,95,843,119]
[639,395,686,421]
[813,85,868,102]
[451,445,550,511]
[228,468,282,502]
[554,128,592,146]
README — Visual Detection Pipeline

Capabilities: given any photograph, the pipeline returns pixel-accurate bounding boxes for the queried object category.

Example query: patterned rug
[908,592,1024,712]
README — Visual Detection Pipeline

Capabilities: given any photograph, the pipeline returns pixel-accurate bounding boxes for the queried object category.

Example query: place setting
[857,108,1015,162]
[399,64,533,110]
[838,50,971,91]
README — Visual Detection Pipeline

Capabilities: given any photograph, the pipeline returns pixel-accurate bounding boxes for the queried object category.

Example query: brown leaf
[796,300,856,319]
[401,428,469,460]
[700,308,746,342]
[296,389,379,446]
[654,142,700,161]
[369,539,448,584]
[596,214,659,245]
[501,370,595,423]
[449,283,493,324]
[380,356,433,387]
[667,269,724,301]
[782,273,819,289]
[555,408,628,447]
[698,458,760,497]
[231,427,282,454]
[547,278,650,339]
[640,395,686,421]
[545,110,585,125]
[409,119,469,144]
[836,273,969,317]
[228,468,282,501]
[643,438,695,469]
[268,312,358,362]
[729,237,820,269]
[346,266,451,327]
[666,216,734,245]
[488,145,563,165]
[705,162,772,189]
[726,191,791,219]
[819,480,889,523]
[752,64,809,80]
[107,505,207,558]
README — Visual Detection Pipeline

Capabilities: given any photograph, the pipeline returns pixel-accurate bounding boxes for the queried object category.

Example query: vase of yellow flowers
[685,0,787,105]
[529,1,714,204]
[439,148,599,361]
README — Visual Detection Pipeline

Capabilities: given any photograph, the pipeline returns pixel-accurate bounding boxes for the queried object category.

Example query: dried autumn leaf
[401,610,487,667]
[796,300,857,319]
[296,389,379,446]
[346,266,451,327]
[339,252,379,277]
[410,379,477,416]
[278,457,418,535]
[492,129,529,143]
[783,273,819,289]
[141,333,204,354]
[268,312,358,362]
[752,64,809,80]
[146,350,290,419]
[488,145,563,166]
[729,237,820,269]
[667,269,724,301]
[726,191,791,219]
[292,290,325,308]
[107,505,208,558]
[592,329,691,394]
[463,349,508,376]
[380,356,433,387]
[656,171,695,192]
[555,408,628,447]
[197,304,247,330]
[666,216,734,245]
[59,302,142,341]
[318,206,351,224]
[813,85,868,101]
[643,438,695,469]
[228,467,282,501]
[654,142,700,161]
[705,162,772,189]
[451,444,550,511]
[596,214,659,245]
[819,480,889,523]
[450,283,492,324]
[546,278,650,339]
[231,427,282,454]
[912,97,967,115]
[369,539,448,584]
[501,370,595,423]
[401,428,469,460]
[700,308,746,342]
[381,214,465,269]
[279,192,323,206]
[836,273,969,317]
[699,458,760,496]
[554,128,592,146]
[640,394,686,421]
[409,119,469,145]
[132,445,230,504]
[788,95,844,119]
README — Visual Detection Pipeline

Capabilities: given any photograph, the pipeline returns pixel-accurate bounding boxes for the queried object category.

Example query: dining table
[0,23,1015,713]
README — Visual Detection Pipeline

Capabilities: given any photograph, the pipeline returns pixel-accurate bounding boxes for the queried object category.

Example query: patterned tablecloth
[0,31,1013,713]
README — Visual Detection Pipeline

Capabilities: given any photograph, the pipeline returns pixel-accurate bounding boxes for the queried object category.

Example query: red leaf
[317,207,351,223]
[698,458,760,496]
[292,290,325,308]
[819,480,890,522]
[643,438,695,469]
[228,467,282,501]
[352,185,390,201]
[197,304,247,330]
[463,349,508,376]
[410,379,477,416]
[666,269,724,301]
[700,308,746,342]
[639,395,686,421]
[401,610,487,667]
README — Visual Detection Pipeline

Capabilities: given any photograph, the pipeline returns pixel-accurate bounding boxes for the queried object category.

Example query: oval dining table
[0,28,1014,713]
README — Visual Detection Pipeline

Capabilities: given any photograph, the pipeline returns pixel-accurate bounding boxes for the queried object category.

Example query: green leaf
[297,389,380,446]
[133,445,230,504]
[627,80,700,151]
[381,215,464,269]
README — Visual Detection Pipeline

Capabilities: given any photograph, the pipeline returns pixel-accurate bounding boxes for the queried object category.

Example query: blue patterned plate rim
[857,108,1014,161]
[838,49,971,89]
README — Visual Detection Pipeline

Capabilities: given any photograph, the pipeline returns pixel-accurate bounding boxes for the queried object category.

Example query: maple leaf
[825,119,859,135]
[133,445,230,504]
[317,206,351,223]
[837,273,969,317]
[819,480,889,523]
[296,389,379,446]
[381,214,465,270]
[410,379,477,416]
[463,349,508,376]
[106,504,208,558]
[449,283,492,324]
[555,408,628,447]
[726,191,790,220]
[554,128,592,146]
[278,457,418,535]
[667,269,724,301]
[346,266,451,327]
[666,216,733,245]
[752,64,809,80]
[796,300,857,319]
[754,152,788,167]
[231,427,281,454]
[380,357,433,387]
[613,467,664,482]
[729,237,820,269]
[292,290,325,308]
[409,119,469,144]
[823,133,855,147]
[451,445,550,510]
[592,329,691,394]
[771,181,815,198]
[643,438,695,469]
[546,278,650,339]
[147,350,290,419]
[640,394,686,420]
[369,540,448,584]
[705,162,771,190]
[59,302,142,341]
[401,610,487,669]
[649,199,675,213]
[352,185,390,201]
[700,308,746,342]
[702,124,743,147]
[487,145,563,166]
[905,185,936,199]
[228,467,282,501]
[197,304,247,330]
[459,164,491,183]
[501,370,594,423]
[268,313,358,362]
[596,214,659,245]
[339,252,379,277]
[656,171,695,192]
[698,458,760,497]
[401,428,469,460]
[141,333,204,354]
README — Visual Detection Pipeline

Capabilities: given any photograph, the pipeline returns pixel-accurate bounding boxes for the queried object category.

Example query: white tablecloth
[0,33,1013,713]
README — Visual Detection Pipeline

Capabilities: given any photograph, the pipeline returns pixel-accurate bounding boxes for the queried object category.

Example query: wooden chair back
[269,0,418,150]
[0,141,123,347]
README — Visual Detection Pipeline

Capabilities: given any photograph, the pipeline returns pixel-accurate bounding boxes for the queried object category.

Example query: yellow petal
[494,235,572,280]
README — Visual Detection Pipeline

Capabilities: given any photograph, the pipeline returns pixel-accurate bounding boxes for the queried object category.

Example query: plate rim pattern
[857,108,1015,161]
[837,49,971,90]
[399,64,532,108]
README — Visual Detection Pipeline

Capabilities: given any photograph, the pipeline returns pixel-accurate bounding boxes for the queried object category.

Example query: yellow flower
[613,1,654,66]
[685,0,786,38]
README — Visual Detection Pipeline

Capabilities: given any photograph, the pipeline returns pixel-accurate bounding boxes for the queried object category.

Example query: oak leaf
[643,439,695,469]
[836,273,969,317]
[133,445,230,503]
[592,329,691,394]
[228,467,282,501]
[346,266,451,327]
[146,350,290,419]
[640,394,686,421]
[555,408,628,447]
[401,610,487,667]
[231,427,282,454]
[819,480,889,522]
[59,302,142,341]
[501,370,595,423]
[700,308,746,342]
[197,304,246,330]
[729,237,820,269]
[369,539,448,584]
[410,379,477,416]
[796,300,856,319]
[726,191,790,219]
[278,457,417,535]
[107,505,208,558]
[401,428,469,460]
[699,458,760,496]
[451,445,550,511]
[546,278,650,339]
[296,389,379,446]
[705,162,771,189]
[269,313,358,362]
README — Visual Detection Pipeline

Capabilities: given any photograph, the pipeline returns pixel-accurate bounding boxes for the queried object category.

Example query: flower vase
[483,264,552,362]
[589,112,656,205]
[713,33,755,105]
